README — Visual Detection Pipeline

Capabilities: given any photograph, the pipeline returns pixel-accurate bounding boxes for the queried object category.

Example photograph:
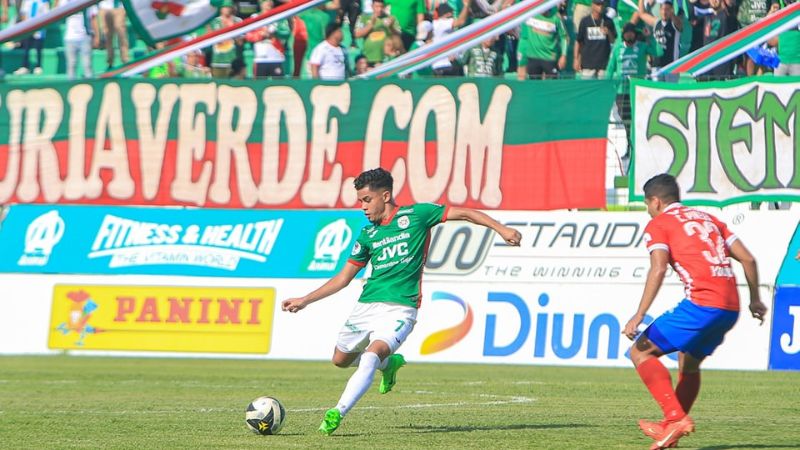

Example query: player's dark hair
[643,173,681,203]
[354,168,393,192]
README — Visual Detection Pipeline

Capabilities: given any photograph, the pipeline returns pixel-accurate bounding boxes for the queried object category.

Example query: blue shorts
[643,299,739,359]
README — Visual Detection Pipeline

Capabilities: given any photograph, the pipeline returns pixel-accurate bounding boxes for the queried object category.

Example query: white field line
[0,395,535,416]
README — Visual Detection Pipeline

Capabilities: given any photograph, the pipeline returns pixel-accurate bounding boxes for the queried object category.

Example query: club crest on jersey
[351,242,362,256]
[398,216,410,229]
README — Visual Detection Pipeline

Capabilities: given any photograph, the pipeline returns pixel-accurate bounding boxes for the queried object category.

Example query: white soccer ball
[245,396,286,435]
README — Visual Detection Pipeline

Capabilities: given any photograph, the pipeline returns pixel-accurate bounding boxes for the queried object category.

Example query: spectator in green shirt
[299,3,339,77]
[769,3,800,76]
[462,36,503,77]
[606,22,658,159]
[355,0,402,67]
[516,7,569,79]
[207,0,244,78]
[737,0,775,75]
[385,0,427,50]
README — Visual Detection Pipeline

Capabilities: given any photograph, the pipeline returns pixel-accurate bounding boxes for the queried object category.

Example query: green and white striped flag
[122,0,222,45]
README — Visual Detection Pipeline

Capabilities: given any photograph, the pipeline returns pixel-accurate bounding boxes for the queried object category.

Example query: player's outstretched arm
[729,239,767,324]
[281,262,362,313]
[445,206,522,246]
[623,249,669,340]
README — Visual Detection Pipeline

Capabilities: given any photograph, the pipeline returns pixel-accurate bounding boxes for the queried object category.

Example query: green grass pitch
[1,355,798,449]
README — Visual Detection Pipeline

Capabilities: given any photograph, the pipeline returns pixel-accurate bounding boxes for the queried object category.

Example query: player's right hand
[622,315,643,341]
[749,300,767,325]
[281,298,307,313]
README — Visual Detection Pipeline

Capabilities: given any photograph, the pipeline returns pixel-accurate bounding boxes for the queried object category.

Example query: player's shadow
[698,445,800,449]
[397,423,590,433]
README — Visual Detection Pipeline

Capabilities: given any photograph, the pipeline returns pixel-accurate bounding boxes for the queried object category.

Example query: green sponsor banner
[630,77,800,205]
[0,78,615,210]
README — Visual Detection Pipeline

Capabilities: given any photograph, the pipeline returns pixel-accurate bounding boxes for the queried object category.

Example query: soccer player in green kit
[282,167,522,435]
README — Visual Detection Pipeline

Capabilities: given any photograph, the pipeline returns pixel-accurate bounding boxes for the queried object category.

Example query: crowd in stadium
[1,0,798,80]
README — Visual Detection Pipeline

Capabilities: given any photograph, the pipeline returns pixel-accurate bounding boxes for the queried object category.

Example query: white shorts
[336,301,417,355]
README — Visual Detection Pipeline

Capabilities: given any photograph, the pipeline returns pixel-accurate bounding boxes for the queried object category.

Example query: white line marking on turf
[4,396,536,416]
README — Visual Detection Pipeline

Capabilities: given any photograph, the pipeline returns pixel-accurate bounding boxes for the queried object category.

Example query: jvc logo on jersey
[18,210,65,266]
[376,242,409,262]
[307,219,352,271]
[425,223,493,275]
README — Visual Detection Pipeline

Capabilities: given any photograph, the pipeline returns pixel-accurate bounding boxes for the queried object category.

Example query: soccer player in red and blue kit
[623,174,768,450]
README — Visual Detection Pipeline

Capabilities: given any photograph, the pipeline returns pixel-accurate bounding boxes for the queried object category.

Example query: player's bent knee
[332,359,350,369]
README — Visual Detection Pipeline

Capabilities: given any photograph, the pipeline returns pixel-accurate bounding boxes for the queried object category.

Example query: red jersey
[643,203,740,311]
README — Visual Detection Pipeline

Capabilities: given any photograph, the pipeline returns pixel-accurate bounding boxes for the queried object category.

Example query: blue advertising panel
[769,287,800,370]
[770,222,800,370]
[0,205,366,278]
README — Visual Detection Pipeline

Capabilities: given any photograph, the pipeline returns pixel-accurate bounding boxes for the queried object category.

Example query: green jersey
[737,0,772,27]
[518,11,568,62]
[606,40,659,94]
[209,16,243,67]
[462,46,502,77]
[356,13,401,64]
[348,203,447,308]
[385,0,427,36]
[779,27,800,64]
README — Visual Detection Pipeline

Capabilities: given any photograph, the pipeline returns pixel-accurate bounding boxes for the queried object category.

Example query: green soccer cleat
[379,354,406,394]
[318,408,342,436]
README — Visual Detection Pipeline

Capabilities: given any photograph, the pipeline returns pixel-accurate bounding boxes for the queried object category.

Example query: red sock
[636,357,686,422]
[675,371,700,413]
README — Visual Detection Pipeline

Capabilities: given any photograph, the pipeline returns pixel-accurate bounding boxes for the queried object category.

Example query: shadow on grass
[396,423,591,433]
[698,445,800,449]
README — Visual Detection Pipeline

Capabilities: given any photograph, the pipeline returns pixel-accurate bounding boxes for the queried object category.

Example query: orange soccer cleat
[649,416,695,450]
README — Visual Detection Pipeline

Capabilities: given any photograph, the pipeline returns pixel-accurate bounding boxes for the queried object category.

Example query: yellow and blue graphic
[55,290,103,346]
[420,292,474,355]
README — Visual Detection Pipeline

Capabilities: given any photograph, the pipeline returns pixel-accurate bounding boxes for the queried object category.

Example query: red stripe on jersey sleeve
[441,205,450,223]
[347,259,367,267]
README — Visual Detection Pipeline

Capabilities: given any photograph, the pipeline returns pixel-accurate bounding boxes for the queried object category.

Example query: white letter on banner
[0,91,21,202]
[259,87,307,205]
[407,85,455,203]
[172,83,216,206]
[781,305,800,355]
[87,83,134,200]
[451,84,510,207]
[17,89,64,203]
[63,84,93,200]
[302,84,350,206]
[210,85,258,206]
[132,83,179,200]
[360,84,412,207]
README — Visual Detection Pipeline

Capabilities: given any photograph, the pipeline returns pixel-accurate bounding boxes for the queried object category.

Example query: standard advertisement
[48,285,276,353]
[630,77,800,206]
[0,78,612,210]
[0,204,364,277]
[424,210,798,287]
